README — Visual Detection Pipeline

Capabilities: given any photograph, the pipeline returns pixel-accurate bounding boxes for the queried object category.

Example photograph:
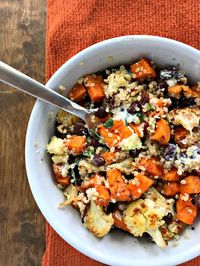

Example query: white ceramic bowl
[25,35,200,266]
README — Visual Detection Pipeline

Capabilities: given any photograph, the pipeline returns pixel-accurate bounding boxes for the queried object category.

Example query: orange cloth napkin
[43,0,200,265]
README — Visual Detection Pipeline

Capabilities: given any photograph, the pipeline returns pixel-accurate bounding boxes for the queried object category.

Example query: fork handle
[0,61,89,121]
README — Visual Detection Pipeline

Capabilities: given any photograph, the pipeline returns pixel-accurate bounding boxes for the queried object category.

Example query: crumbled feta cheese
[119,133,142,151]
[52,154,68,164]
[166,79,177,87]
[86,188,99,201]
[168,106,200,132]
[180,193,189,201]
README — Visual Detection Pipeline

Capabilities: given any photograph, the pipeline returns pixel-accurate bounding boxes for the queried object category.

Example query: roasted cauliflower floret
[84,200,114,237]
[159,225,174,241]
[168,219,185,235]
[175,145,200,172]
[124,199,147,237]
[168,106,200,131]
[51,154,68,164]
[160,219,185,241]
[180,127,200,147]
[124,188,174,248]
[107,158,133,175]
[145,187,175,217]
[47,137,69,169]
[47,136,64,155]
[60,184,79,207]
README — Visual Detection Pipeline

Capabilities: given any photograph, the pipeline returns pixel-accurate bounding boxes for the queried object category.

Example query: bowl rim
[25,35,200,266]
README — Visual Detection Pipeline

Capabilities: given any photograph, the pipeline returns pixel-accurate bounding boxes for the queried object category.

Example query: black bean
[125,174,134,180]
[192,127,200,133]
[163,143,177,160]
[73,122,88,136]
[95,106,108,118]
[68,156,75,164]
[168,98,180,110]
[55,130,67,139]
[99,171,106,177]
[178,96,195,108]
[157,80,168,93]
[163,213,173,225]
[140,91,150,106]
[93,101,104,108]
[127,101,140,114]
[143,121,149,135]
[179,152,187,159]
[143,233,153,243]
[89,139,100,148]
[79,95,91,108]
[92,154,105,167]
[129,150,139,158]
[105,203,116,214]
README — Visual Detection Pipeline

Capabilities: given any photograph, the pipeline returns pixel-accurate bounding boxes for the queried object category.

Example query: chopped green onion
[91,128,101,139]
[83,147,94,158]
[69,168,82,186]
[104,118,114,128]
[136,112,144,121]
[70,168,76,179]
[125,118,129,126]
[147,103,155,111]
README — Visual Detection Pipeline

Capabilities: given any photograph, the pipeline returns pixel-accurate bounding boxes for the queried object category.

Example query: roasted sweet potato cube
[151,119,171,145]
[130,59,156,80]
[69,83,87,101]
[180,175,200,194]
[162,182,180,197]
[64,135,86,154]
[85,75,105,102]
[139,157,164,177]
[127,174,154,198]
[176,196,197,225]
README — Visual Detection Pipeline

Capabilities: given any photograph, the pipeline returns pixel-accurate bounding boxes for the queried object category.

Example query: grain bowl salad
[47,58,200,248]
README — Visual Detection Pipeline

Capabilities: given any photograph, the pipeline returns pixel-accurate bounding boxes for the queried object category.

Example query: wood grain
[0,1,46,265]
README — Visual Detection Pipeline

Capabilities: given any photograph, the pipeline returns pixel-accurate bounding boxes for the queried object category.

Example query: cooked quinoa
[47,58,200,248]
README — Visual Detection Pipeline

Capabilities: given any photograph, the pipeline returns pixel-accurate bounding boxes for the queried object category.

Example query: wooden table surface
[0,1,46,265]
